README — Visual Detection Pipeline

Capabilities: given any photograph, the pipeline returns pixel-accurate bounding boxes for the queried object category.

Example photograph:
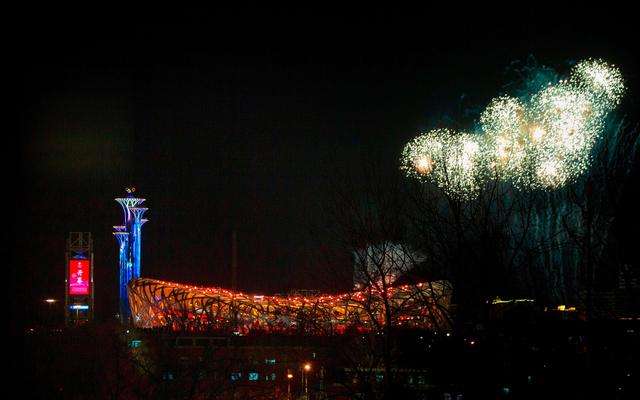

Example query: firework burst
[401,129,486,199]
[401,59,625,198]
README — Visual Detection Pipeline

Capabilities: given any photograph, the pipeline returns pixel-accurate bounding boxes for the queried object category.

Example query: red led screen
[69,259,90,295]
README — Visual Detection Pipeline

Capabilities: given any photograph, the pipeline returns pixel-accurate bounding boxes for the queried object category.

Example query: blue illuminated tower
[114,188,148,323]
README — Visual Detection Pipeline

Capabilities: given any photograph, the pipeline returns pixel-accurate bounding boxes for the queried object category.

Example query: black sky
[15,8,639,328]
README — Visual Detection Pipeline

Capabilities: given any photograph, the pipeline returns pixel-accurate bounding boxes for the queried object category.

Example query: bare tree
[314,160,452,399]
[560,120,639,319]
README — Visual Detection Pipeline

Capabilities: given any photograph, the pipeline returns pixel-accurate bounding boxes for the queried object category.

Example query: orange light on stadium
[287,373,294,379]
[304,363,311,372]
[128,278,452,333]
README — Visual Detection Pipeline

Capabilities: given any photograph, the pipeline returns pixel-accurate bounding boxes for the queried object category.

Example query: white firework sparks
[401,129,486,199]
[480,95,534,188]
[401,59,625,199]
[570,59,625,108]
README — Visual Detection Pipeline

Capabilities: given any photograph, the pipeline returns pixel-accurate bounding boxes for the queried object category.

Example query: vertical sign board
[69,259,90,296]
[65,232,94,326]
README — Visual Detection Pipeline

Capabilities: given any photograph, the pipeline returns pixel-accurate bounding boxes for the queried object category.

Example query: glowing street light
[302,363,312,398]
[286,371,293,400]
[43,298,59,327]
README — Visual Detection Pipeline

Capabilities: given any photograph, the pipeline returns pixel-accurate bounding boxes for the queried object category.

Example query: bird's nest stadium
[128,278,452,335]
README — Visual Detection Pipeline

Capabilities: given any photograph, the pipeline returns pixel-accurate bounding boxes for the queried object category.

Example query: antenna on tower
[231,228,239,333]
[231,229,237,291]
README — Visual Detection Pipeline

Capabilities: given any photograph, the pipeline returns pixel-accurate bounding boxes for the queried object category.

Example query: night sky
[15,8,639,329]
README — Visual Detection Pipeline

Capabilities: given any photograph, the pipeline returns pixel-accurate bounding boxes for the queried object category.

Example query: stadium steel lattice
[128,278,452,334]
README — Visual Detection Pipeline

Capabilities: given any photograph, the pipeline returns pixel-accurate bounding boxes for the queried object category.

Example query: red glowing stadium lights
[128,278,452,335]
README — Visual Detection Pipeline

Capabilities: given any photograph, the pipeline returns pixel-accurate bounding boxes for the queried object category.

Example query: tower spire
[113,188,148,324]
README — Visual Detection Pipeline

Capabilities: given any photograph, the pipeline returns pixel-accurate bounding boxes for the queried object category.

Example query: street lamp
[44,299,58,327]
[303,363,311,398]
[286,371,293,400]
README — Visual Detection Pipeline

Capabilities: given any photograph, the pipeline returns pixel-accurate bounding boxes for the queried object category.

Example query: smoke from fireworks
[401,59,625,199]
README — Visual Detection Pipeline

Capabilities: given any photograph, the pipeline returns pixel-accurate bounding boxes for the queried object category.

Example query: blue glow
[114,191,148,323]
[70,304,89,310]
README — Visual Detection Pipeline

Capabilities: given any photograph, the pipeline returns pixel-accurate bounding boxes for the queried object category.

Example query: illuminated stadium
[128,278,452,334]
[115,190,452,335]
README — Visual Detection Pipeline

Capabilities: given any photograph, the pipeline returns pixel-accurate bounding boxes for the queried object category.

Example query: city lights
[21,14,639,400]
[401,59,625,198]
